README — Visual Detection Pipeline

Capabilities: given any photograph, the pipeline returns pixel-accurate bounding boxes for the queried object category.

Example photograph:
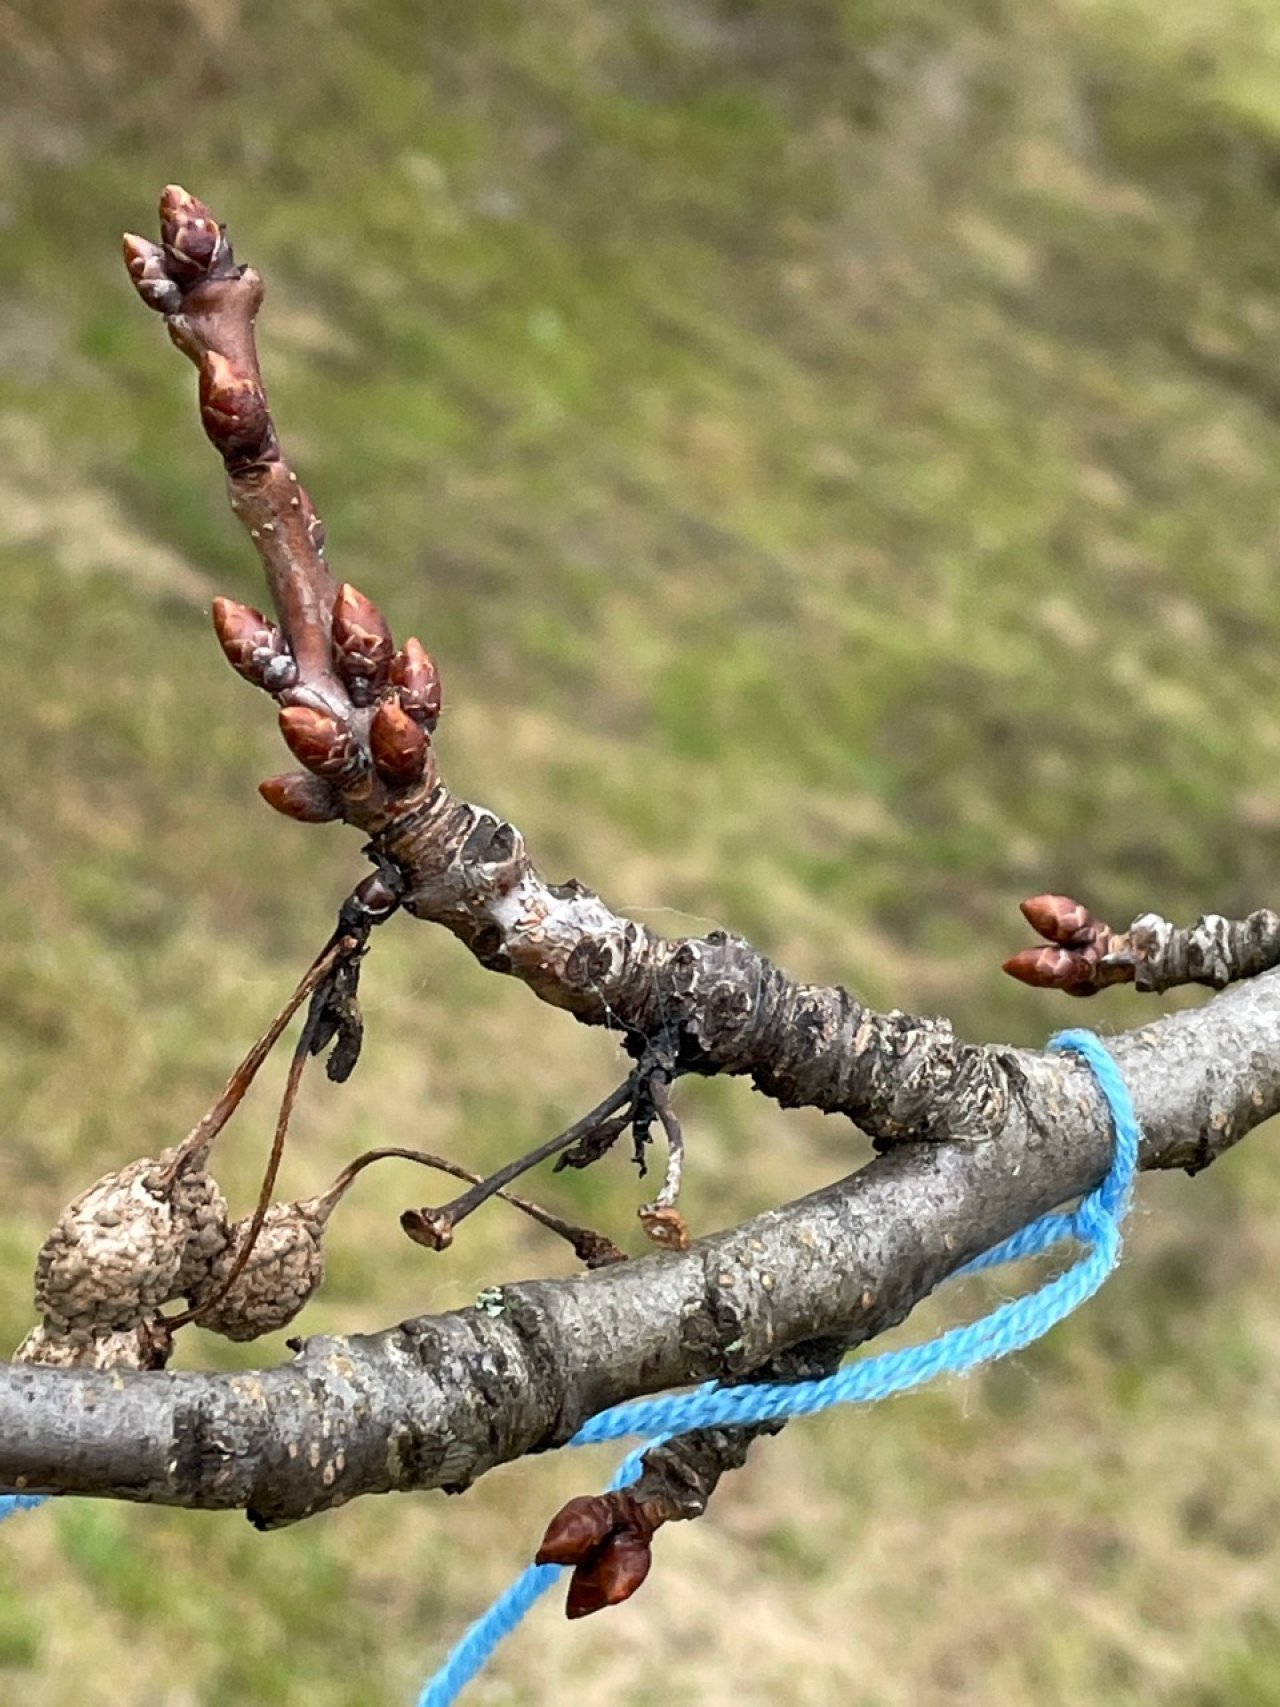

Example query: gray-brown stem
[1,966,1275,1526]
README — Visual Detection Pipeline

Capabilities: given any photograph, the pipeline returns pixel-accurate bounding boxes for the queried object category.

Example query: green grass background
[4,0,1280,1700]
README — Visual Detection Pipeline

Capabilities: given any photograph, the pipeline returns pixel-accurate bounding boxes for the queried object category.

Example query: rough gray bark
[376,786,1006,1145]
[2,964,1276,1527]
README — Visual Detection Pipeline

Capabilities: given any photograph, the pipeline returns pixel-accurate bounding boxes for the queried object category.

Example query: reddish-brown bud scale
[258,773,343,823]
[1002,946,1095,991]
[370,699,428,787]
[332,584,394,702]
[121,233,182,315]
[1019,894,1097,946]
[278,706,362,780]
[390,637,442,729]
[212,597,297,692]
[536,1495,616,1566]
[158,184,225,285]
[565,1532,653,1619]
[200,352,271,464]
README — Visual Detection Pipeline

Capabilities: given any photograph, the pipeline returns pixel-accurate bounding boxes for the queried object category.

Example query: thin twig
[400,1081,635,1252]
[165,937,359,1328]
[646,1078,685,1210]
[318,1148,625,1267]
[638,1075,689,1250]
[552,1108,634,1173]
[162,936,347,1185]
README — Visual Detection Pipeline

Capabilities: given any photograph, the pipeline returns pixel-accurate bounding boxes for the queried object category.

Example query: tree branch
[3,967,1276,1526]
[122,188,1280,1157]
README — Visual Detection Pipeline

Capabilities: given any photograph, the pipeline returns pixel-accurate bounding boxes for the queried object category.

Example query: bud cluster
[1002,893,1133,996]
[210,580,444,815]
[122,186,231,318]
[123,186,445,828]
[536,1490,659,1618]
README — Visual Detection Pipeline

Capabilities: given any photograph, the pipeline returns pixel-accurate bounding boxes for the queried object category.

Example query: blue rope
[417,1028,1140,1706]
[0,1029,1141,1707]
[0,1496,48,1520]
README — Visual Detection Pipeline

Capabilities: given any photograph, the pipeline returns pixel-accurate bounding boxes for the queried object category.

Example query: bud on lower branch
[564,1531,653,1619]
[536,1490,659,1619]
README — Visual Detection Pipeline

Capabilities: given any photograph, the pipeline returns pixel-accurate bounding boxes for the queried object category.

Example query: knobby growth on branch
[6,187,1280,1622]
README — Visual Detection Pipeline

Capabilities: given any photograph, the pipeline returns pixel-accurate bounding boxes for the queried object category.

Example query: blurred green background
[3,0,1280,1701]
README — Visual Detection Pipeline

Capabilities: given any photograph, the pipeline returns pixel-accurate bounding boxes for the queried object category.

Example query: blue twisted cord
[0,1029,1141,1707]
[0,1495,47,1521]
[417,1027,1140,1706]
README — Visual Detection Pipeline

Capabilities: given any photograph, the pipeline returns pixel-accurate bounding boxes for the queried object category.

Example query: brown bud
[278,705,363,780]
[258,772,343,823]
[370,699,428,788]
[200,351,271,463]
[212,596,297,692]
[158,184,226,284]
[565,1531,653,1619]
[1002,946,1096,992]
[122,233,182,315]
[1019,894,1098,946]
[332,584,394,703]
[536,1495,617,1567]
[390,637,442,730]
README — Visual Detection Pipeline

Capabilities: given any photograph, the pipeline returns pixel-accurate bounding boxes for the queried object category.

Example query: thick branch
[374,789,1011,1146]
[2,970,1276,1525]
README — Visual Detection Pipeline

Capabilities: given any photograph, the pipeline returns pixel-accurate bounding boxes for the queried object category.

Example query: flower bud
[212,596,297,691]
[1019,894,1097,946]
[565,1532,653,1619]
[200,351,271,463]
[258,772,343,823]
[122,233,182,315]
[278,705,363,780]
[536,1495,616,1566]
[370,699,429,787]
[390,637,442,729]
[159,184,226,284]
[332,584,394,704]
[1002,946,1094,991]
